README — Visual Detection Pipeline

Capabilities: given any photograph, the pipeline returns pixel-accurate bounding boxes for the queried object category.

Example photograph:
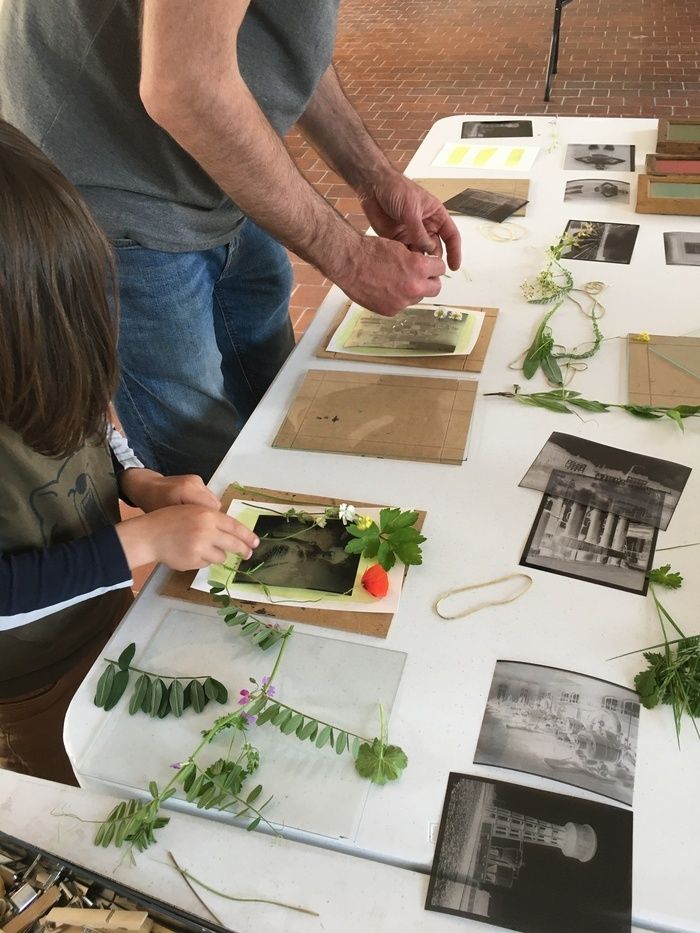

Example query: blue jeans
[113,221,294,480]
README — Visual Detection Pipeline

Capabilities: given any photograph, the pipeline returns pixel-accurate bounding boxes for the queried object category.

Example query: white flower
[448,310,464,321]
[338,503,357,525]
[433,308,448,320]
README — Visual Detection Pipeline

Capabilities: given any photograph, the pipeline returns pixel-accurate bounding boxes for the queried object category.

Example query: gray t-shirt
[0,0,340,251]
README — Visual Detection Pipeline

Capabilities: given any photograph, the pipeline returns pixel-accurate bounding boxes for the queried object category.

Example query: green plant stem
[167,851,224,926]
[103,660,213,681]
[266,698,370,744]
[168,854,319,917]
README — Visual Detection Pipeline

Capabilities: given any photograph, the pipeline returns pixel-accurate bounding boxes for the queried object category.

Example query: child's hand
[119,468,220,512]
[116,505,259,571]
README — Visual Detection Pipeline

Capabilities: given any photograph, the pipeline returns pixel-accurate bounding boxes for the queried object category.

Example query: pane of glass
[650,182,700,199]
[76,608,407,841]
[650,341,700,380]
[666,123,700,142]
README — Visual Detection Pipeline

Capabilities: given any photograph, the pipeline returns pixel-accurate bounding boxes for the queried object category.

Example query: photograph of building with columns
[426,773,632,933]
[519,432,691,594]
[474,661,639,805]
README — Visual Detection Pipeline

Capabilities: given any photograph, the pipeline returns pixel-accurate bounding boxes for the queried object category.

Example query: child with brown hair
[0,119,258,784]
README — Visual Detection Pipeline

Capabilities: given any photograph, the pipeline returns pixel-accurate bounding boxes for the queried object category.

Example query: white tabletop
[66,116,700,933]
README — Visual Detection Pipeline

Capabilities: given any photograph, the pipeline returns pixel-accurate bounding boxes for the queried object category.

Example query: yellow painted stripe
[473,147,497,166]
[446,145,470,166]
[505,147,525,167]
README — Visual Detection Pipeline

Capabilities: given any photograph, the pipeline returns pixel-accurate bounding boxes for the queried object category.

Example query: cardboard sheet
[272,370,477,465]
[414,177,530,216]
[317,304,499,372]
[628,333,700,407]
[161,485,426,638]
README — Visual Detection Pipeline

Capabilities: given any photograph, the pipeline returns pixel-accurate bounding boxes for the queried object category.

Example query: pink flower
[238,688,251,706]
[261,676,276,697]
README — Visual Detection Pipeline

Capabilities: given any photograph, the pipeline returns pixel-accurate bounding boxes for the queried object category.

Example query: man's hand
[119,468,220,513]
[336,237,446,317]
[358,172,461,271]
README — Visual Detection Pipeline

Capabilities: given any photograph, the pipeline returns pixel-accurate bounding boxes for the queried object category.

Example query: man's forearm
[297,65,397,195]
[140,1,359,281]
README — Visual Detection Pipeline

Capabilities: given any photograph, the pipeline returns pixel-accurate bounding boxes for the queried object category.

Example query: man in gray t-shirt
[0,0,461,480]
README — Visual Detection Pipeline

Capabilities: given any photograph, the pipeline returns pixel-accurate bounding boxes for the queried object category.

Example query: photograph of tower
[474,661,640,805]
[426,773,632,933]
[520,432,691,532]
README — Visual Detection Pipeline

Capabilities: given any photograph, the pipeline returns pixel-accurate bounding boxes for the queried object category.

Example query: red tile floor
[126,0,699,589]
[287,0,700,336]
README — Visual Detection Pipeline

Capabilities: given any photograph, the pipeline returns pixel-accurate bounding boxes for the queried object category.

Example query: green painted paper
[338,305,477,357]
[650,182,700,199]
[667,124,700,142]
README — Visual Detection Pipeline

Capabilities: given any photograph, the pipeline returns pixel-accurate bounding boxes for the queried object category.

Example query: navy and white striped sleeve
[0,525,132,631]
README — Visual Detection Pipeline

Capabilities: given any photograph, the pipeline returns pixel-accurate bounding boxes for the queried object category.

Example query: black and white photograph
[462,119,533,139]
[425,773,632,933]
[664,231,700,266]
[564,178,631,204]
[520,481,658,594]
[560,219,639,264]
[520,431,691,531]
[235,515,361,595]
[345,304,469,353]
[442,186,529,223]
[474,661,640,805]
[564,144,635,172]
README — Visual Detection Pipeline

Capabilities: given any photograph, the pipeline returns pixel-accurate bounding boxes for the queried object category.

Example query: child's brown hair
[0,119,119,457]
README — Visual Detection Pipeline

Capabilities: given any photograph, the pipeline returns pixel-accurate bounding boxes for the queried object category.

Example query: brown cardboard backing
[272,370,477,465]
[160,485,426,638]
[413,177,530,216]
[628,334,700,407]
[316,304,498,372]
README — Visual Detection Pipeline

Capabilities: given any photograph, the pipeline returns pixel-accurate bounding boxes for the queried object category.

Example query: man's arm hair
[139,0,359,281]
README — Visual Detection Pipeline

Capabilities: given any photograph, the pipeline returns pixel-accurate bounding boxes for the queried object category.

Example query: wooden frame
[645,153,700,176]
[657,118,700,155]
[635,174,700,216]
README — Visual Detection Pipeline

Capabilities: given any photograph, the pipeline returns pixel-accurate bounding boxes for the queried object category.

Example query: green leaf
[169,680,185,717]
[256,703,280,727]
[295,717,307,738]
[246,817,262,832]
[129,674,150,715]
[623,405,663,419]
[671,404,700,417]
[210,678,228,703]
[355,739,408,785]
[379,508,401,533]
[649,565,683,590]
[315,724,332,749]
[298,718,318,740]
[149,780,159,798]
[392,540,424,566]
[351,736,361,759]
[94,664,116,708]
[335,731,348,755]
[185,773,205,802]
[104,669,129,711]
[148,678,164,717]
[344,537,368,555]
[518,394,571,413]
[246,784,263,804]
[117,643,136,671]
[665,408,685,431]
[566,397,610,412]
[190,680,206,713]
[540,353,564,387]
[281,712,303,735]
[635,669,660,708]
[362,536,380,559]
[275,708,292,729]
[376,540,395,571]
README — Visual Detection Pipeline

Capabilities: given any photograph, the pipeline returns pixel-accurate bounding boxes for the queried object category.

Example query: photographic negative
[426,773,632,933]
[664,231,700,266]
[235,515,360,595]
[474,661,640,805]
[345,304,471,354]
[564,178,630,204]
[442,187,529,223]
[521,480,658,595]
[462,120,533,139]
[561,220,639,264]
[564,144,635,172]
[520,431,691,531]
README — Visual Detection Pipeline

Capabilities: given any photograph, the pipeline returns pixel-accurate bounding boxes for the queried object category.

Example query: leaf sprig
[486,386,700,430]
[345,507,426,571]
[612,566,699,744]
[94,643,228,718]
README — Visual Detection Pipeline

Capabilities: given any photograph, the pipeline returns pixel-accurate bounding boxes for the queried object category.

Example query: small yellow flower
[356,515,373,531]
[634,332,651,343]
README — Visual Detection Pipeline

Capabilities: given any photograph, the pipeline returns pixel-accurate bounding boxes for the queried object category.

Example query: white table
[66,116,700,933]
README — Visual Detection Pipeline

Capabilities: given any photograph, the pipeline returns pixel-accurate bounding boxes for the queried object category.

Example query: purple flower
[243,713,257,725]
[261,676,276,697]
[238,688,251,706]
[170,762,181,770]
